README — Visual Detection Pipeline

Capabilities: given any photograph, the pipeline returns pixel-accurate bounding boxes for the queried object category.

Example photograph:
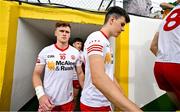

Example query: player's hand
[38,105,45,112]
[38,95,55,111]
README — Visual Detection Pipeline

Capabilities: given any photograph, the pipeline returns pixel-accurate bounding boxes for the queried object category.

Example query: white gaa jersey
[156,5,180,63]
[81,31,114,107]
[36,44,81,105]
[73,50,84,80]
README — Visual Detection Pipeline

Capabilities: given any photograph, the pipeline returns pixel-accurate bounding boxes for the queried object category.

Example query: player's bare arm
[32,65,54,111]
[89,54,142,111]
[150,32,159,56]
[113,77,125,94]
[76,65,84,88]
[32,65,44,87]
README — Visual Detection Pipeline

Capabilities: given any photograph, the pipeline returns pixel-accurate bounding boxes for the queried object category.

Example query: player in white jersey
[80,6,142,111]
[72,37,85,110]
[32,22,84,111]
[150,5,180,109]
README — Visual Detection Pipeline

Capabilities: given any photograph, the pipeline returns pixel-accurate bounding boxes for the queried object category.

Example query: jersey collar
[54,44,69,52]
[100,30,109,39]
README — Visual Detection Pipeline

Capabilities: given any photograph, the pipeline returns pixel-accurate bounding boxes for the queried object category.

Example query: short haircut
[72,38,83,44]
[55,22,71,29]
[104,6,130,24]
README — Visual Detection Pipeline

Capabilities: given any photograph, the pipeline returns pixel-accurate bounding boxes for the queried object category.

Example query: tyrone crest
[71,55,75,60]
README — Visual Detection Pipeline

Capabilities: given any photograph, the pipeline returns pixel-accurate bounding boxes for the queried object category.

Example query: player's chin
[63,38,68,41]
[61,40,68,43]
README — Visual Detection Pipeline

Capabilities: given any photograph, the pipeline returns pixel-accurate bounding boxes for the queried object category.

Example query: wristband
[35,86,45,99]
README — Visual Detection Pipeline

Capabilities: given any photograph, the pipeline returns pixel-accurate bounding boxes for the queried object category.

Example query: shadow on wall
[129,40,177,111]
[134,40,157,105]
[129,40,165,108]
[19,96,38,111]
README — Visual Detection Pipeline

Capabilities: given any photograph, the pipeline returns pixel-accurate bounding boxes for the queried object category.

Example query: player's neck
[100,27,110,39]
[56,41,69,50]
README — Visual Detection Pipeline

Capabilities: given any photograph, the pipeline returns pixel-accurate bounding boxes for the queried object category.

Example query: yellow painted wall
[114,24,129,111]
[0,1,129,110]
[0,1,19,110]
[19,2,104,25]
[115,24,129,96]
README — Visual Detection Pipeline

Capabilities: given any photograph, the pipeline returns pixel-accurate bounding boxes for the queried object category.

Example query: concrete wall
[10,19,53,111]
[128,15,165,107]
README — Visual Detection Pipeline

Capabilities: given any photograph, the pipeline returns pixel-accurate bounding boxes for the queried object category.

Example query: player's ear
[109,16,115,25]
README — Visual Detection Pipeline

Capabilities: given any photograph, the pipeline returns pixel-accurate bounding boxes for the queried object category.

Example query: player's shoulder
[69,45,79,54]
[87,31,102,40]
[40,44,54,53]
[85,31,107,47]
[86,31,106,42]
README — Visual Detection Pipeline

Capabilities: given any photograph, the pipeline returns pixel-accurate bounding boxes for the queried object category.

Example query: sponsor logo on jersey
[56,61,75,66]
[55,66,74,71]
[47,61,56,70]
[104,52,113,64]
[47,60,75,71]
[47,55,55,58]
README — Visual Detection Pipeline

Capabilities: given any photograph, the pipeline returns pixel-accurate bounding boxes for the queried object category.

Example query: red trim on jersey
[87,44,103,50]
[54,44,69,52]
[88,49,103,54]
[87,45,103,54]
[88,46,103,52]
[100,30,109,39]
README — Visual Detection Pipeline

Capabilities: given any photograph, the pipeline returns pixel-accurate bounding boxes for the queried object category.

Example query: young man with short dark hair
[80,6,141,111]
[32,22,84,111]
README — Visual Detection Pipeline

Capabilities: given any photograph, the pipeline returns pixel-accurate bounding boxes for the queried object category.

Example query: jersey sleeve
[36,48,47,65]
[86,35,104,56]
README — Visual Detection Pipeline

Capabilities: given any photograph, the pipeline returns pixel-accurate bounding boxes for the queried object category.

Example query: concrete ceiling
[22,18,101,42]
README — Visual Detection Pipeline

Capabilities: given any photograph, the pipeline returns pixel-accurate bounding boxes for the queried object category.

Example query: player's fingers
[41,104,49,111]
[38,106,45,112]
[46,98,55,110]
[44,100,54,110]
